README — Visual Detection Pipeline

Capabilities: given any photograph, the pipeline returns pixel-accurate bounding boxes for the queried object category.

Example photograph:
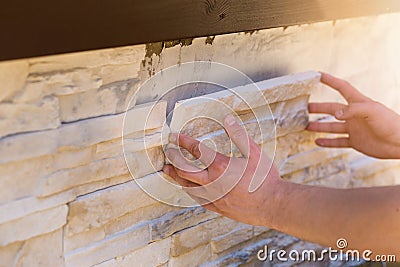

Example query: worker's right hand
[307,72,400,159]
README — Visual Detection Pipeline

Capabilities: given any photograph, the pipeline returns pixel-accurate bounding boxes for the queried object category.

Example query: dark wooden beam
[1,0,399,61]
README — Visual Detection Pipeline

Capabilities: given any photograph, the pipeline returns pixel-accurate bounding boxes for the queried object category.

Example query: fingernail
[169,133,178,144]
[225,114,236,126]
[335,109,343,118]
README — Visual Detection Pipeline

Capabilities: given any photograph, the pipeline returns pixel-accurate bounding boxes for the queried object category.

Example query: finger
[320,72,369,103]
[307,121,347,134]
[169,133,218,166]
[223,114,258,158]
[315,137,351,148]
[163,165,200,188]
[165,149,210,185]
[335,102,374,121]
[308,102,347,115]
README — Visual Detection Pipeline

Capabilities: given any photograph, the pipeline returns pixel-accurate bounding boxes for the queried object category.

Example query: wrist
[262,176,290,229]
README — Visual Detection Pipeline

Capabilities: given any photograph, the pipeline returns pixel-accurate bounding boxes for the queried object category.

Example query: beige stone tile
[66,180,156,237]
[113,237,171,267]
[150,206,219,242]
[65,223,150,267]
[0,96,60,138]
[58,79,139,123]
[168,244,211,267]
[211,225,253,254]
[0,101,166,165]
[39,156,129,197]
[0,60,29,102]
[170,71,320,134]
[171,217,242,257]
[0,205,67,246]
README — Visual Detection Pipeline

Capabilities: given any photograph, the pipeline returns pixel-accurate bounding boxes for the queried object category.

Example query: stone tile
[65,223,150,267]
[28,45,145,74]
[39,156,129,197]
[125,146,165,179]
[171,217,241,256]
[279,148,346,176]
[104,203,180,237]
[13,229,64,267]
[168,244,211,267]
[0,101,166,165]
[113,237,171,267]
[350,157,400,180]
[0,96,60,138]
[0,191,75,224]
[0,229,64,267]
[170,71,319,134]
[211,225,254,254]
[0,155,52,204]
[190,103,308,157]
[58,79,139,122]
[150,206,219,241]
[66,180,157,237]
[0,205,67,246]
[64,226,106,254]
[0,59,29,102]
[282,157,349,184]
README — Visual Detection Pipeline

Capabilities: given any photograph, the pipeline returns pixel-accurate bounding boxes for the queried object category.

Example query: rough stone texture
[0,229,64,267]
[150,207,219,241]
[0,205,67,246]
[211,225,254,254]
[171,217,242,256]
[1,13,400,267]
[93,237,171,267]
[58,79,139,122]
[0,101,166,165]
[0,60,29,102]
[0,96,60,138]
[66,180,157,236]
[168,244,212,267]
[65,223,150,267]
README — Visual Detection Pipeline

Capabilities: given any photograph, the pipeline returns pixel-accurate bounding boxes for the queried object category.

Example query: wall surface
[0,13,400,267]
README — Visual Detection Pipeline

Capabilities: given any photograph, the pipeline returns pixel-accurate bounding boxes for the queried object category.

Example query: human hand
[163,114,282,226]
[307,73,400,159]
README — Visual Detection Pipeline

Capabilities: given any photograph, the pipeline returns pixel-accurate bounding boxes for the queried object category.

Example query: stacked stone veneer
[1,14,400,267]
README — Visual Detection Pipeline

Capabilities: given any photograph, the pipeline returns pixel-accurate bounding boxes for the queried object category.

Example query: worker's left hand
[163,114,282,226]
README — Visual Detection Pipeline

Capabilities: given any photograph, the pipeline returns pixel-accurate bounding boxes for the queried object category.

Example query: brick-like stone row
[0,101,166,165]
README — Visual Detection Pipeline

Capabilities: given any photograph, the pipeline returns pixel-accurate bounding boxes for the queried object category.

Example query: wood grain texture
[1,0,399,61]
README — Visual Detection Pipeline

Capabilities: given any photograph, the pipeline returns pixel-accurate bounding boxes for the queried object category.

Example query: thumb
[335,103,373,121]
[223,114,257,158]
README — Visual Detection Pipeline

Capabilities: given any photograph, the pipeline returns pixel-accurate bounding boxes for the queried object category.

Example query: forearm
[266,179,400,256]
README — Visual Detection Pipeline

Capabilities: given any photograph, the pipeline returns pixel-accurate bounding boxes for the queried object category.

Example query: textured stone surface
[0,60,29,102]
[0,96,60,138]
[0,229,64,267]
[170,72,319,134]
[0,205,67,246]
[0,101,166,165]
[66,180,156,236]
[95,237,171,267]
[65,223,150,267]
[150,207,219,241]
[0,191,74,224]
[168,244,211,267]
[58,79,139,122]
[211,225,254,254]
[171,217,242,256]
